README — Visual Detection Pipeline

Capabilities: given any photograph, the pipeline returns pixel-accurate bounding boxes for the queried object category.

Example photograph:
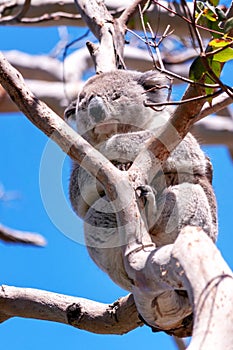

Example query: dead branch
[1,226,232,341]
[1,46,193,84]
[0,286,142,334]
[0,223,46,246]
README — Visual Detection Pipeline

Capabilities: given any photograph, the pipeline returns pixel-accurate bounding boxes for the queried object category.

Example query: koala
[67,70,217,331]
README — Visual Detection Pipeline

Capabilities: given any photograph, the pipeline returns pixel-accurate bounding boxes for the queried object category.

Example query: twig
[118,0,148,26]
[127,28,220,88]
[152,0,223,37]
[173,336,187,350]
[0,223,46,247]
[144,88,222,108]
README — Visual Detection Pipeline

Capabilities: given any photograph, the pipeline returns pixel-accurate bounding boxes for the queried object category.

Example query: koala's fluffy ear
[137,71,167,88]
[136,71,170,104]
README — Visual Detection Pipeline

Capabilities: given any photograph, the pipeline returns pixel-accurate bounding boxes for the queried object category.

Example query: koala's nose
[88,96,107,123]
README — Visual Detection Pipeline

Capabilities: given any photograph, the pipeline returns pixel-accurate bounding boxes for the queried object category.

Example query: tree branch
[0,52,120,190]
[74,0,124,72]
[0,223,46,247]
[0,286,142,334]
[196,92,233,122]
[172,227,233,349]
[130,84,206,183]
[0,0,210,40]
[192,116,233,147]
[0,79,79,116]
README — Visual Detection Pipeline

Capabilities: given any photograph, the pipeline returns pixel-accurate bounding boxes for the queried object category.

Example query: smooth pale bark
[0,286,142,334]
[1,228,232,345]
[173,227,233,349]
[1,0,233,345]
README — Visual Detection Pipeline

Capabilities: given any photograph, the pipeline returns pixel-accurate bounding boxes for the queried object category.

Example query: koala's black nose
[88,96,107,123]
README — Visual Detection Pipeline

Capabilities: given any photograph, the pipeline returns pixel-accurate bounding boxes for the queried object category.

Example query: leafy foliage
[189,0,233,96]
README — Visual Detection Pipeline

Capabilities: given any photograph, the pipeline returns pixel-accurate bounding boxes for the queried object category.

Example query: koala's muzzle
[88,96,107,123]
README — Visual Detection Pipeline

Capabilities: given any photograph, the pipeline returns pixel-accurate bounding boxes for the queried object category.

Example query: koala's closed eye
[112,91,121,101]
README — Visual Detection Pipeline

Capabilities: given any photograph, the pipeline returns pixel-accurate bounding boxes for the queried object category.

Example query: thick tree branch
[118,0,147,26]
[0,286,142,334]
[172,227,233,349]
[196,92,233,122]
[0,52,120,191]
[0,79,79,116]
[130,84,206,183]
[0,223,46,247]
[74,0,124,72]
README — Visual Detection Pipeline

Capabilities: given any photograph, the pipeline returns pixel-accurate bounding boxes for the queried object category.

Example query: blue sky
[0,11,233,350]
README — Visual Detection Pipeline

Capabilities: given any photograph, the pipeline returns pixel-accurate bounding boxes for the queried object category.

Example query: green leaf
[209,37,232,47]
[224,17,233,34]
[189,57,206,81]
[203,8,217,21]
[210,60,221,77]
[213,47,233,62]
[215,7,226,21]
[208,0,219,6]
[208,19,224,38]
[204,60,221,98]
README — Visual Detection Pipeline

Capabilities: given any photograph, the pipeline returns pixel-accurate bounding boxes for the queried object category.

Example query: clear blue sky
[0,10,233,350]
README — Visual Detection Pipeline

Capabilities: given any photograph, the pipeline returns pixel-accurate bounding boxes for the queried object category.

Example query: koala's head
[67,70,170,146]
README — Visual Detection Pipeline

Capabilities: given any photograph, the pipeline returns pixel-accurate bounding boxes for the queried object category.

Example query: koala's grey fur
[67,70,217,293]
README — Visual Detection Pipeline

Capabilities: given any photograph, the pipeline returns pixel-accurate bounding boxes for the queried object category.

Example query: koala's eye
[78,93,85,102]
[64,100,76,120]
[112,92,121,101]
[78,93,87,109]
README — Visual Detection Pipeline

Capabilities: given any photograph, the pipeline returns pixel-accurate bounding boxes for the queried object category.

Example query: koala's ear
[136,71,169,103]
[137,71,168,90]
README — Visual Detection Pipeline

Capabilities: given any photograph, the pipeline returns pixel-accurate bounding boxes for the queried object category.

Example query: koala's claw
[136,185,157,229]
[136,185,157,201]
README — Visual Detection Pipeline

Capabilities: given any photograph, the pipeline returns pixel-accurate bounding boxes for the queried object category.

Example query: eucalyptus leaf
[213,47,233,62]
